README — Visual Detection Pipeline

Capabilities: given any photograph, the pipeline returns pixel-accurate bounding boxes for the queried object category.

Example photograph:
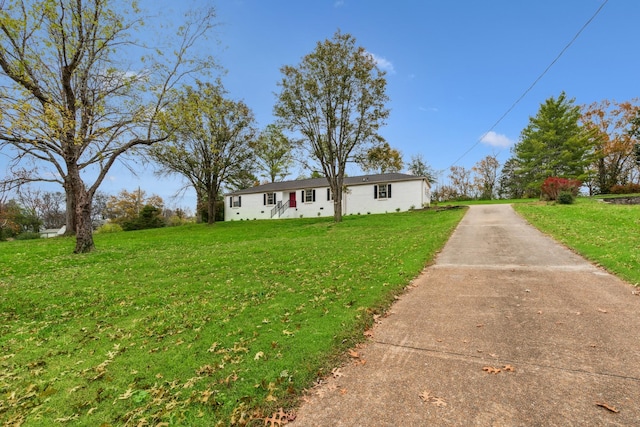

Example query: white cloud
[367,52,395,74]
[480,131,513,148]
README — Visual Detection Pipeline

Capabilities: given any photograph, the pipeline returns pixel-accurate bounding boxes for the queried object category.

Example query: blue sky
[5,0,639,212]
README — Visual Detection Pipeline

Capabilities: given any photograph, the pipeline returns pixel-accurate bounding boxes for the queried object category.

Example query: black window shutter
[302,190,305,201]
[388,184,392,198]
[263,194,266,205]
[327,188,330,200]
[238,196,242,207]
[374,185,378,199]
[229,197,232,207]
[312,190,316,202]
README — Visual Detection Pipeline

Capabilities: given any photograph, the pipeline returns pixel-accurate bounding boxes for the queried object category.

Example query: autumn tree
[511,92,594,194]
[357,142,403,174]
[407,154,438,184]
[448,165,473,200]
[275,31,390,222]
[0,0,217,252]
[104,189,163,226]
[252,124,297,182]
[150,81,256,224]
[581,99,639,194]
[472,155,500,200]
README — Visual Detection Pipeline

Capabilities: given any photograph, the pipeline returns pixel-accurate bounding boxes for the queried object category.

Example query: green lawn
[513,198,640,285]
[0,209,465,426]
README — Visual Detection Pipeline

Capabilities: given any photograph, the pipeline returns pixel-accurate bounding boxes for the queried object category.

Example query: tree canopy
[0,0,217,252]
[511,92,593,193]
[581,99,639,194]
[274,30,389,222]
[358,142,403,174]
[252,124,297,183]
[150,81,256,224]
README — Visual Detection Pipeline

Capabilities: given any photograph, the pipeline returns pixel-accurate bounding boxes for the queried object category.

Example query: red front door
[289,192,297,208]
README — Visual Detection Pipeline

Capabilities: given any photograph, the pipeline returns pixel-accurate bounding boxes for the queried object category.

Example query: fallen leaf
[254,351,265,361]
[595,402,619,413]
[339,388,348,395]
[503,365,515,372]
[331,368,343,378]
[476,324,484,328]
[419,390,447,407]
[348,349,360,359]
[482,366,501,374]
[419,391,432,402]
[432,397,447,407]
[597,308,608,314]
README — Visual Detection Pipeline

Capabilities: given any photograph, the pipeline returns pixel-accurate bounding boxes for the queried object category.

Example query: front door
[289,192,297,208]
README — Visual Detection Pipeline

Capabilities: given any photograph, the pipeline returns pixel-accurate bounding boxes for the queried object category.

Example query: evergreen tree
[512,92,594,193]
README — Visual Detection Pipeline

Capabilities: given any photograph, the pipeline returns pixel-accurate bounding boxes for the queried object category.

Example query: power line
[449,0,609,168]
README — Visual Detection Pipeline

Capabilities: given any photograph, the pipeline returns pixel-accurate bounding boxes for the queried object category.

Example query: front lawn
[513,198,640,285]
[0,209,465,426]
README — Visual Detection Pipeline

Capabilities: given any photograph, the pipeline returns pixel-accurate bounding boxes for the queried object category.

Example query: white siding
[344,180,427,215]
[224,177,430,221]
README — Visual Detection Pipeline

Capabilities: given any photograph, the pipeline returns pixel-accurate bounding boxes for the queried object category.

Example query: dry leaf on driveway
[482,366,501,374]
[420,390,447,407]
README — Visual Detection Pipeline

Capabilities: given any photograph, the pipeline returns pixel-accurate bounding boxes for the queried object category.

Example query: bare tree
[0,0,217,252]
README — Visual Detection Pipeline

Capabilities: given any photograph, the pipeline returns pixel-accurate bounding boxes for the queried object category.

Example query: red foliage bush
[540,177,581,201]
[609,183,640,194]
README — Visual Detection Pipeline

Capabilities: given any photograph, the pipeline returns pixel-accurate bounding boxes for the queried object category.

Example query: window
[264,193,276,205]
[327,188,333,201]
[302,189,316,203]
[374,184,392,199]
[230,196,242,208]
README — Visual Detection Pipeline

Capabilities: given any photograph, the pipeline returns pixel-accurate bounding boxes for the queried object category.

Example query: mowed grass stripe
[0,209,465,426]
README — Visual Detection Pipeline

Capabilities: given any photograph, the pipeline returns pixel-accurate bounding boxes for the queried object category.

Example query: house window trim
[264,192,276,206]
[374,184,392,200]
[230,195,242,208]
[302,189,316,203]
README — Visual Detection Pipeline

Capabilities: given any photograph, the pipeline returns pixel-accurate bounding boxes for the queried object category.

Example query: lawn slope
[0,209,465,426]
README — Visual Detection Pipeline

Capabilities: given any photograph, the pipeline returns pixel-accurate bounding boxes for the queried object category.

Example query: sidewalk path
[292,204,640,426]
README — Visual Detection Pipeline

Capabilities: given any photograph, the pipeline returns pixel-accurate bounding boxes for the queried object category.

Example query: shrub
[15,231,42,240]
[558,191,575,204]
[609,183,640,194]
[123,205,165,231]
[541,177,581,201]
[96,223,123,234]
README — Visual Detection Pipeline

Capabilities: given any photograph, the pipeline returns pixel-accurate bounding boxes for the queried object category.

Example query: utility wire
[449,0,609,168]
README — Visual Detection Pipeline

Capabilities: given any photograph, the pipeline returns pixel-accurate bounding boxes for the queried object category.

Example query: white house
[224,173,431,221]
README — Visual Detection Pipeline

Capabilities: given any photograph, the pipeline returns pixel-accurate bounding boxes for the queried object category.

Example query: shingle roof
[227,173,426,195]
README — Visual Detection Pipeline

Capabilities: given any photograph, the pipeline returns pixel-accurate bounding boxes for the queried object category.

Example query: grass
[513,198,640,285]
[0,208,465,426]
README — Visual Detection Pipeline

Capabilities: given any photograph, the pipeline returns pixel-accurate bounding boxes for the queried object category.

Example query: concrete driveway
[291,204,640,426]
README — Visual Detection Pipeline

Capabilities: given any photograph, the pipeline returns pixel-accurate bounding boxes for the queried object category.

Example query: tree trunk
[63,178,77,236]
[74,192,95,253]
[195,193,203,223]
[207,187,216,224]
[333,184,343,222]
[68,168,95,253]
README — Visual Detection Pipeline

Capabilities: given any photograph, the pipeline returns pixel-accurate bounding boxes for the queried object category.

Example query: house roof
[227,173,427,196]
